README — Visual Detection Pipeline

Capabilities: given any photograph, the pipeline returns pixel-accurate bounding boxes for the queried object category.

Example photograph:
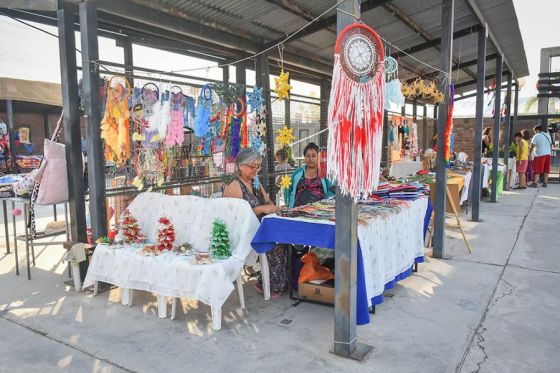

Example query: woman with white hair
[223,148,288,298]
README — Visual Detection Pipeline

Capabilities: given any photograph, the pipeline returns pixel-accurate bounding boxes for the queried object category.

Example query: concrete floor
[1,185,559,373]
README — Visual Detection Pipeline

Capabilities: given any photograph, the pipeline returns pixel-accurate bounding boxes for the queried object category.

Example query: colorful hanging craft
[326,23,384,199]
[100,76,131,166]
[274,70,292,101]
[443,84,455,165]
[234,96,248,148]
[276,126,295,147]
[250,134,266,156]
[279,174,292,190]
[194,84,212,139]
[166,88,185,147]
[247,86,264,112]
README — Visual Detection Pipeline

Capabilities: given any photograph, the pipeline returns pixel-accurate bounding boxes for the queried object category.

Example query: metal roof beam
[383,3,477,80]
[454,70,508,90]
[265,0,392,48]
[405,52,498,83]
[391,25,480,59]
[464,0,514,77]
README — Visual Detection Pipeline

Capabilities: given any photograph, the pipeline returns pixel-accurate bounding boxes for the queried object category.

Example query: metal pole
[513,79,519,141]
[236,63,246,97]
[320,80,330,148]
[58,0,87,242]
[433,0,454,259]
[382,109,389,165]
[471,27,486,222]
[255,54,275,198]
[433,104,438,139]
[332,0,372,360]
[123,38,134,88]
[5,99,19,173]
[503,73,512,189]
[423,104,428,151]
[490,55,503,203]
[80,0,107,239]
[43,112,50,138]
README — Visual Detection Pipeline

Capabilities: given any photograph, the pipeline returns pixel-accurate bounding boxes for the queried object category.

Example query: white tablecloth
[459,171,472,205]
[358,198,427,301]
[481,157,516,188]
[83,193,260,309]
[390,160,423,178]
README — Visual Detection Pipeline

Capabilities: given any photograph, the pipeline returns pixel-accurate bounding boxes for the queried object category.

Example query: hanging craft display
[166,88,185,147]
[101,76,131,166]
[443,84,455,165]
[213,82,244,106]
[247,86,264,112]
[250,134,266,156]
[194,84,212,139]
[384,56,398,81]
[401,78,443,103]
[210,218,231,259]
[158,89,171,139]
[18,127,31,144]
[276,126,295,147]
[326,23,385,199]
[274,69,292,101]
[235,96,248,148]
[279,174,292,190]
[383,56,405,110]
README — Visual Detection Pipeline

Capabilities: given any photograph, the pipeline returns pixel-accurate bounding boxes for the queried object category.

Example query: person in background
[529,125,553,188]
[521,129,534,183]
[223,148,288,298]
[513,132,528,189]
[482,127,492,156]
[285,142,334,208]
[275,147,293,206]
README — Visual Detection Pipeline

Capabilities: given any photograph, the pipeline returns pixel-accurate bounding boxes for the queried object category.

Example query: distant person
[513,132,528,189]
[529,125,552,188]
[274,147,292,185]
[521,129,534,183]
[482,128,492,156]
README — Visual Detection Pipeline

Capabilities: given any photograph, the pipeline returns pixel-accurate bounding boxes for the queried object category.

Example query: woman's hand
[261,205,279,215]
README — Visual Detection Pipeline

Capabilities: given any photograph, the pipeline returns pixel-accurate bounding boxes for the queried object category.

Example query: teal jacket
[284,166,334,208]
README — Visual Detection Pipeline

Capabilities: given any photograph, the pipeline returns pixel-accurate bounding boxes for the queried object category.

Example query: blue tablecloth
[251,199,432,326]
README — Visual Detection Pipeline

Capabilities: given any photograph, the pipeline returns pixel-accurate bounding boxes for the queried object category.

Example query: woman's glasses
[243,163,262,171]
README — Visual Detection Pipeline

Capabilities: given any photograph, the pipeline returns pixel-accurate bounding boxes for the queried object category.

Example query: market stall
[252,196,430,325]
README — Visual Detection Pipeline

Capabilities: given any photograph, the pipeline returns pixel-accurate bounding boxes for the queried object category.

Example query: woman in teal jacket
[284,142,334,208]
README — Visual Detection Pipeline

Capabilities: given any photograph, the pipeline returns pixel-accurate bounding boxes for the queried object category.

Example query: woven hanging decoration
[247,86,264,112]
[384,56,398,80]
[326,23,385,199]
[276,126,295,147]
[100,77,131,166]
[444,84,455,165]
[274,69,292,101]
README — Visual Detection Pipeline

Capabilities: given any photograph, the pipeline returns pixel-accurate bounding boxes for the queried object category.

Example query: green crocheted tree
[210,219,231,259]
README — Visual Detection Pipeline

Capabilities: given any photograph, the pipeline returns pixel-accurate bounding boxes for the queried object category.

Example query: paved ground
[0,185,559,373]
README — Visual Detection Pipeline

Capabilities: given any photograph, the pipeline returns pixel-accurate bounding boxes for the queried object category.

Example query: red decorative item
[156,216,175,251]
[327,23,385,199]
[120,209,146,244]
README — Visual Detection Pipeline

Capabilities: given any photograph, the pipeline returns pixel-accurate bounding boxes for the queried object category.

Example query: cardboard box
[298,281,335,305]
[429,179,461,214]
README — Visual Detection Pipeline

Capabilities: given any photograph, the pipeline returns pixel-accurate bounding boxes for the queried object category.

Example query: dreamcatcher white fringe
[327,54,384,200]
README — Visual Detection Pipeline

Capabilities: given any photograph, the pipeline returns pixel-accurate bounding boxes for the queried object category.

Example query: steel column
[255,54,275,198]
[43,112,50,138]
[332,0,372,361]
[319,80,330,148]
[432,0,454,259]
[80,0,107,239]
[123,38,134,87]
[503,73,513,189]
[422,104,428,151]
[5,100,18,173]
[382,109,389,164]
[236,63,246,97]
[471,27,486,222]
[58,0,87,242]
[490,55,503,203]
[513,80,519,142]
[433,104,438,139]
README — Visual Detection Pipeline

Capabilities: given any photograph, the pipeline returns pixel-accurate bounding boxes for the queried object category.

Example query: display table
[251,197,429,325]
[389,160,423,178]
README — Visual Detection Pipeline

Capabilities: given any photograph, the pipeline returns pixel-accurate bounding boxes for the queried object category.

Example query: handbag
[33,114,68,205]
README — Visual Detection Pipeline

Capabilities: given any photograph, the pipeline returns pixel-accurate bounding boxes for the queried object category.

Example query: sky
[0,1,558,114]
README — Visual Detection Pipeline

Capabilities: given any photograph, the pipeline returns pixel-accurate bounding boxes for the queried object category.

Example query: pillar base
[331,342,373,361]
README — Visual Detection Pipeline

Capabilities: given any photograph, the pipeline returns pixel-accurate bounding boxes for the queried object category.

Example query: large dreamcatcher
[326,23,384,199]
[100,76,131,166]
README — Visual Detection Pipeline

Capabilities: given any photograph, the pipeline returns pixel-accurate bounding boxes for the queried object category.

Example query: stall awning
[0,77,62,107]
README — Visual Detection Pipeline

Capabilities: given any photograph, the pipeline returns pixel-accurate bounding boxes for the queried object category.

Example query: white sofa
[83,192,261,330]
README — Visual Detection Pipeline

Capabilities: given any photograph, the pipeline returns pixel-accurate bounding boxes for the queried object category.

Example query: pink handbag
[33,114,68,205]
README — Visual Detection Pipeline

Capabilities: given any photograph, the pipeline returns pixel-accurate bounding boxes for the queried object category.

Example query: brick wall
[0,112,62,155]
[452,117,536,160]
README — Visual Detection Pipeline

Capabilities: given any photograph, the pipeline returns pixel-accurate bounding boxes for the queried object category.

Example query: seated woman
[285,142,334,208]
[223,148,287,297]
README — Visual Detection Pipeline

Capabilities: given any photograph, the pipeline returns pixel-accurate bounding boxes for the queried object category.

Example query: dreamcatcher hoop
[327,23,385,199]
[384,56,398,81]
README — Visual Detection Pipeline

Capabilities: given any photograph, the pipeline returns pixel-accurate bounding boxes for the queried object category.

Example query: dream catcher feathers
[327,23,385,199]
